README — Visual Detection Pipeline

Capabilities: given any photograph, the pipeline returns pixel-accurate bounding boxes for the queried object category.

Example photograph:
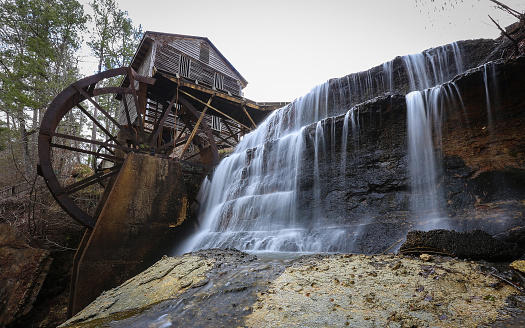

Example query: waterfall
[406,82,469,229]
[406,89,446,228]
[179,41,470,255]
[382,60,394,94]
[483,62,500,134]
[180,84,334,254]
[403,42,464,92]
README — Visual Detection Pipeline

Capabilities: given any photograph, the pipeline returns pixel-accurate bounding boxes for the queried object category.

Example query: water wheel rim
[38,67,219,228]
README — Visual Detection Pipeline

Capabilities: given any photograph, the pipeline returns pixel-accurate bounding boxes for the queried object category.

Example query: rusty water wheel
[38,67,219,228]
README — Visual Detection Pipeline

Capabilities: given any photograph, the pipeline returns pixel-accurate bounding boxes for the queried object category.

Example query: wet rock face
[290,55,525,254]
[60,249,524,328]
[296,95,412,254]
[400,229,524,261]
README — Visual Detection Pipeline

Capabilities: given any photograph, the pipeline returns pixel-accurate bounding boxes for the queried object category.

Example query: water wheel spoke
[99,145,115,156]
[156,123,194,152]
[50,143,125,162]
[121,95,137,147]
[148,92,178,146]
[73,84,137,143]
[87,82,97,93]
[173,130,205,148]
[174,123,189,143]
[50,132,136,154]
[156,138,174,152]
[63,164,122,195]
[92,87,134,96]
[76,103,124,145]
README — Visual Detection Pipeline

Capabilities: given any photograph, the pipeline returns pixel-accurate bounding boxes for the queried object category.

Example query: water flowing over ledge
[177,40,525,255]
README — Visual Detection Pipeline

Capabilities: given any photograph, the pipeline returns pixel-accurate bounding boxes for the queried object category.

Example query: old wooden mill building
[38,31,285,228]
[119,31,285,166]
[37,31,287,316]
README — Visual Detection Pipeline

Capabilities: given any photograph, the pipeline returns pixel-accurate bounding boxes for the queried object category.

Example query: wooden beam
[212,131,237,148]
[73,84,138,144]
[178,89,252,131]
[179,95,213,159]
[161,73,260,110]
[222,119,239,142]
[241,105,257,129]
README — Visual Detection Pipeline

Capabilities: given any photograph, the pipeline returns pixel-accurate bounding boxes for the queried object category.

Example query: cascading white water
[406,89,445,228]
[402,42,466,229]
[180,84,335,254]
[406,83,468,229]
[483,62,500,134]
[179,42,470,254]
[403,42,464,91]
[382,60,394,94]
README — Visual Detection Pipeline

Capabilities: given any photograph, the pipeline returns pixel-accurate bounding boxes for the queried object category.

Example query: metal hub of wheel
[38,67,219,228]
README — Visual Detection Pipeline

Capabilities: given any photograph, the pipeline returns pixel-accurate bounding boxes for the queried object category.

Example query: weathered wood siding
[117,46,154,125]
[154,36,242,96]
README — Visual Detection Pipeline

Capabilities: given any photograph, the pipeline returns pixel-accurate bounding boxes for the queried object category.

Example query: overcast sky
[78,0,524,102]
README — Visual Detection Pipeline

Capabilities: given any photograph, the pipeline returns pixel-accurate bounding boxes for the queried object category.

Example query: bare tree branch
[489,15,520,55]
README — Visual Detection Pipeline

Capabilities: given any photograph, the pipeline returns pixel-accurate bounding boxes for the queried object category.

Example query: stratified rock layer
[399,229,524,261]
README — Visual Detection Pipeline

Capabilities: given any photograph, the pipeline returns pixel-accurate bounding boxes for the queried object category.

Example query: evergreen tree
[0,0,87,182]
[86,0,142,158]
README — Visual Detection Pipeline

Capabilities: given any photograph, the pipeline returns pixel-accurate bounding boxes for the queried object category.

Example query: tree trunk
[19,117,33,180]
[31,107,39,167]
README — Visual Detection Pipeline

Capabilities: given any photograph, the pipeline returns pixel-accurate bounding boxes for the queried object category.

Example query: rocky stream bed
[59,248,525,328]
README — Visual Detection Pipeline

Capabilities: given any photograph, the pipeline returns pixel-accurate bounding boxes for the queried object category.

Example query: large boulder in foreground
[0,224,52,327]
[60,249,524,328]
[400,229,524,261]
